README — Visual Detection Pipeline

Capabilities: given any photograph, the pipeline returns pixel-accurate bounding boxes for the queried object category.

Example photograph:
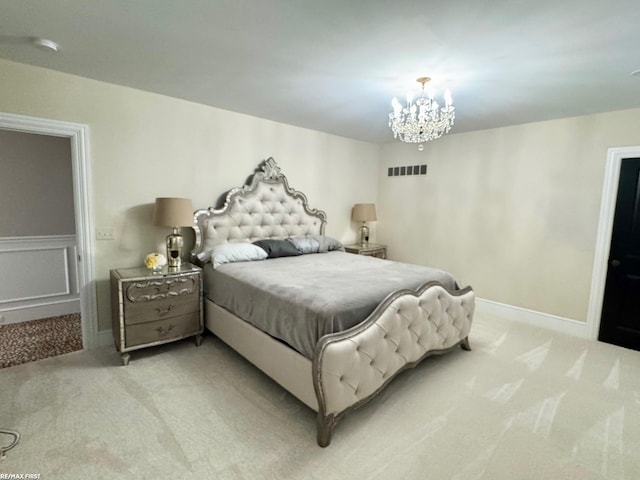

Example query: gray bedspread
[204,251,459,359]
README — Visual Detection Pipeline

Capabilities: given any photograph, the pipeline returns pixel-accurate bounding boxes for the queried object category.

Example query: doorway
[598,157,640,350]
[0,112,98,349]
[588,146,640,349]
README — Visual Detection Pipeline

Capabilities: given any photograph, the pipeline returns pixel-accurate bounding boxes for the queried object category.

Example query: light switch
[96,228,115,240]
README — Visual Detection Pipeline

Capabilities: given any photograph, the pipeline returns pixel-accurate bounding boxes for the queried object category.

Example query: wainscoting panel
[0,235,80,325]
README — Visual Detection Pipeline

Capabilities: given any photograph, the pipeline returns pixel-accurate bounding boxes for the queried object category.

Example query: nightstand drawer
[361,249,386,259]
[125,312,201,348]
[123,274,199,303]
[124,294,199,325]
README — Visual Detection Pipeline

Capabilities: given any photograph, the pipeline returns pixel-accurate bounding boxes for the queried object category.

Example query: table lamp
[152,197,194,269]
[352,203,377,247]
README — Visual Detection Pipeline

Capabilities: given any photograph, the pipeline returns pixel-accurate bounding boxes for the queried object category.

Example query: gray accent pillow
[287,236,320,254]
[253,239,301,258]
[310,235,345,253]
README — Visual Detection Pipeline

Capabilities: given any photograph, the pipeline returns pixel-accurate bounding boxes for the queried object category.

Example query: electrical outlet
[96,228,115,240]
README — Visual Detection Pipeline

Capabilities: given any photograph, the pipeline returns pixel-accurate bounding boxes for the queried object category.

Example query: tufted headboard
[191,158,327,262]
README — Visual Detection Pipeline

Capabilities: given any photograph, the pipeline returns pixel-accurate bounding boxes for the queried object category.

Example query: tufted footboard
[312,281,474,447]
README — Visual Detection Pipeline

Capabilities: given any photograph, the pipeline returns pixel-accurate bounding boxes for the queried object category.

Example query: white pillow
[209,243,268,269]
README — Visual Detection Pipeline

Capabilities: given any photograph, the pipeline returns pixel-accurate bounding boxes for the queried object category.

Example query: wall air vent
[387,164,427,177]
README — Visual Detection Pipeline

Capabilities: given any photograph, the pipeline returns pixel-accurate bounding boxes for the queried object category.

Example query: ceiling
[1,0,640,144]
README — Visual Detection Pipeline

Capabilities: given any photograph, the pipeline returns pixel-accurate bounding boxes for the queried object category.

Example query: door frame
[587,146,640,340]
[0,112,98,348]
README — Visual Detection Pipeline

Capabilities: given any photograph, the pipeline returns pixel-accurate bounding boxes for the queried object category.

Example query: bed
[191,158,475,446]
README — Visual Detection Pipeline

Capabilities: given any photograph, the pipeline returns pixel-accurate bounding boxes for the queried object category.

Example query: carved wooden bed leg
[460,336,472,351]
[317,413,337,447]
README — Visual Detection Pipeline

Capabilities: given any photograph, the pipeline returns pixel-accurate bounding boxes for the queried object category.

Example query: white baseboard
[475,298,589,339]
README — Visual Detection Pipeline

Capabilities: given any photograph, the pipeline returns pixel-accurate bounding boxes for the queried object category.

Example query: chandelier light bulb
[392,97,402,116]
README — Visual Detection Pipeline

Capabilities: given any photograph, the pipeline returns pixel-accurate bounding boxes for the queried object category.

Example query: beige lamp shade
[352,203,377,222]
[152,197,194,227]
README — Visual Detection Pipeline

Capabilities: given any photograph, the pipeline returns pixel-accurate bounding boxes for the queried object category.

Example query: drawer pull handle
[155,304,175,317]
[156,324,175,337]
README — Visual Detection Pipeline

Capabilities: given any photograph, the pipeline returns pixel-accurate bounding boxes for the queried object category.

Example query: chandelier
[388,76,455,150]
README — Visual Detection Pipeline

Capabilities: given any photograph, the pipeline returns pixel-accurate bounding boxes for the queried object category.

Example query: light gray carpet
[1,313,639,479]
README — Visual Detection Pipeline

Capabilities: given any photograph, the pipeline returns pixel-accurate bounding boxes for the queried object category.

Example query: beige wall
[4,56,640,332]
[378,109,640,321]
[0,130,75,236]
[0,59,380,332]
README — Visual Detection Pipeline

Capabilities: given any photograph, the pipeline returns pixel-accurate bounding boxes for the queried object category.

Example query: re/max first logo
[0,474,41,479]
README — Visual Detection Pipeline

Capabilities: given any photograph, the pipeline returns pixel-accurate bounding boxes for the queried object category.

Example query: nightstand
[344,243,387,259]
[110,262,203,366]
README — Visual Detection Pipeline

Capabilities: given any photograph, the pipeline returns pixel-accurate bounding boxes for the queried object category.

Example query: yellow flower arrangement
[144,252,167,270]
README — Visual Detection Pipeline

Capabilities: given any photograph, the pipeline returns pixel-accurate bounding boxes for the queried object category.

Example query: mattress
[203,251,459,358]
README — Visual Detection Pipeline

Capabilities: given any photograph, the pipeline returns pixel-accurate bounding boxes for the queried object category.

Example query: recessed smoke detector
[631,69,640,77]
[31,37,59,52]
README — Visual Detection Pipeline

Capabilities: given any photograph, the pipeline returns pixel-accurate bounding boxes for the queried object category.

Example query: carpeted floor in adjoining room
[1,312,639,479]
[0,313,82,369]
